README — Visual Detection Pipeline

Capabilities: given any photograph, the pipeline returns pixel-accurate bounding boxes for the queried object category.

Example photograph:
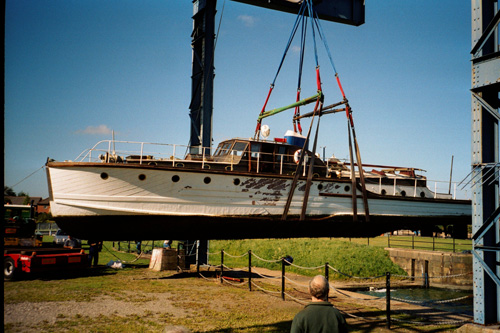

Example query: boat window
[251,143,261,158]
[214,142,232,156]
[231,142,248,156]
[277,146,287,163]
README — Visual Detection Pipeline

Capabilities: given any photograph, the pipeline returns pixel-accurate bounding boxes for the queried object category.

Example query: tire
[4,257,17,281]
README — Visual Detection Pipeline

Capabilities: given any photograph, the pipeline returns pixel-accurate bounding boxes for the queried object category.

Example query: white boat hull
[46,163,471,240]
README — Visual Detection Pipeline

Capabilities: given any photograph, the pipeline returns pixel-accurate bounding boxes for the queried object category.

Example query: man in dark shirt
[63,235,81,249]
[291,275,348,333]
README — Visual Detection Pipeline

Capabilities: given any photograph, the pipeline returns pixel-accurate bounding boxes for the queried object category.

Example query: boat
[45,134,471,240]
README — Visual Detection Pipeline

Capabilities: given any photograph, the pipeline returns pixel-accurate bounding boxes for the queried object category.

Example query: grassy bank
[42,236,470,279]
[208,238,407,279]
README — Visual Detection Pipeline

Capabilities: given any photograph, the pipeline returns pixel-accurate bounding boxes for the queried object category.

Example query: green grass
[208,238,408,279]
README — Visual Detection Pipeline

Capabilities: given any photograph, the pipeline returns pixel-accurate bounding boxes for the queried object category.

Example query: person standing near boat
[88,240,102,267]
[63,235,80,249]
[290,275,348,333]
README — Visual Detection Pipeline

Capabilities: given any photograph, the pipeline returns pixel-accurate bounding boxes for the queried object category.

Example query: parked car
[53,229,69,246]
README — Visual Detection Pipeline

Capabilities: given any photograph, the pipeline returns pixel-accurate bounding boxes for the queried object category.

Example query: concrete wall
[386,248,472,289]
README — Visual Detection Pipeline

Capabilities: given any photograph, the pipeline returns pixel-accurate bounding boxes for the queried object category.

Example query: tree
[22,195,31,205]
[4,186,16,196]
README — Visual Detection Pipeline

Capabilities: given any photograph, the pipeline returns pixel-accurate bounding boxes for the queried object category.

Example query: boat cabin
[208,138,328,176]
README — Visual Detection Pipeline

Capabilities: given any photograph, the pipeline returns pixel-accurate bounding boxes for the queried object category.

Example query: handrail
[70,139,469,200]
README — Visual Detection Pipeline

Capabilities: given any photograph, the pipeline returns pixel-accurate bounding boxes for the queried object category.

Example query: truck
[4,204,88,281]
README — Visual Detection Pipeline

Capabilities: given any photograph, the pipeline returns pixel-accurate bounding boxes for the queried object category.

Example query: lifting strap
[300,102,322,220]
[281,94,323,221]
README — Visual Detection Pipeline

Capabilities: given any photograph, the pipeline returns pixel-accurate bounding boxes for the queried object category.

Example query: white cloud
[292,45,301,54]
[238,14,256,27]
[75,125,113,135]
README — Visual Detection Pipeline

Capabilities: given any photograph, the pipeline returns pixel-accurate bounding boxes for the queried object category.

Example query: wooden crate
[149,248,185,271]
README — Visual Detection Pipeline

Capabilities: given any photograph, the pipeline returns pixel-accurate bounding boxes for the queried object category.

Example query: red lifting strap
[256,85,274,132]
[316,67,322,91]
[336,74,346,99]
[293,90,302,134]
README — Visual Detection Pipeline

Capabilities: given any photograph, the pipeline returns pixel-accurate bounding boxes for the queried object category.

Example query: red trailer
[4,204,88,280]
[4,247,88,281]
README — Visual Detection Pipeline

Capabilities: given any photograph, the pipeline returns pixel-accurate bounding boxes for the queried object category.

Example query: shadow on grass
[9,265,119,282]
[155,269,276,280]
[344,308,467,333]
[199,320,293,333]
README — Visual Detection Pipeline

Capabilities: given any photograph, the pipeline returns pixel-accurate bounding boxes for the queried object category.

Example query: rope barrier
[250,281,281,294]
[284,275,309,287]
[251,252,282,263]
[393,272,472,279]
[391,317,472,325]
[222,250,248,258]
[329,284,385,301]
[196,246,473,329]
[222,277,247,287]
[328,264,386,280]
[391,295,472,305]
[103,242,147,264]
[198,272,218,282]
[283,292,309,305]
[251,270,281,280]
[285,259,323,270]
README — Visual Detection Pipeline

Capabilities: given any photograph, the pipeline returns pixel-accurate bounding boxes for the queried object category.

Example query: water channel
[358,287,473,316]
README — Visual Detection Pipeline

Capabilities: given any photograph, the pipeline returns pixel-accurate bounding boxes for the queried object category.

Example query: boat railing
[76,140,470,201]
[362,174,469,200]
[76,139,325,174]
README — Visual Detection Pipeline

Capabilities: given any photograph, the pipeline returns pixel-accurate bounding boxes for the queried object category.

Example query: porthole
[138,174,146,181]
[172,175,180,182]
[100,172,109,180]
[344,185,350,192]
[204,177,211,184]
[401,190,406,197]
[381,189,386,195]
[420,191,426,198]
[317,184,323,190]
[233,178,240,186]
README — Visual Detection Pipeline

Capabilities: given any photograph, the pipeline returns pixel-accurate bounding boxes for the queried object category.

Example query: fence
[197,249,473,329]
[102,242,472,328]
[386,235,472,253]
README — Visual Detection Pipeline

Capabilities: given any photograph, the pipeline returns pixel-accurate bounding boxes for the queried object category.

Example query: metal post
[281,257,285,301]
[325,262,329,301]
[325,262,329,282]
[196,246,200,275]
[248,250,252,291]
[220,249,224,284]
[386,272,391,329]
[177,247,180,272]
[423,272,429,289]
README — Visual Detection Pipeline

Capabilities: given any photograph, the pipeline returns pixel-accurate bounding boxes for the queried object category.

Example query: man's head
[309,275,329,301]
